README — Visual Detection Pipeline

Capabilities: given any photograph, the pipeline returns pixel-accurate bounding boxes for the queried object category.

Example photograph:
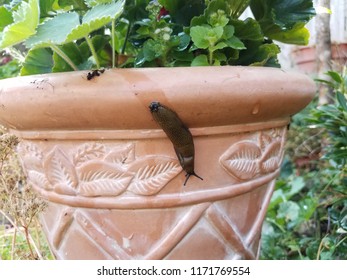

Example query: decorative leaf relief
[17,143,44,171]
[220,141,262,180]
[104,143,135,165]
[21,142,184,197]
[260,141,282,174]
[259,132,273,151]
[127,156,182,196]
[27,170,52,190]
[44,147,79,193]
[269,127,285,139]
[77,161,132,197]
[73,143,106,166]
[18,142,43,160]
[21,155,44,172]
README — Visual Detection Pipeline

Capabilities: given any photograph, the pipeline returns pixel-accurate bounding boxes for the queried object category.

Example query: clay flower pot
[0,66,315,259]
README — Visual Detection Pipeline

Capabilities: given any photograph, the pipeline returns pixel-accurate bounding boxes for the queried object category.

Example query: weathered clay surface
[0,67,316,259]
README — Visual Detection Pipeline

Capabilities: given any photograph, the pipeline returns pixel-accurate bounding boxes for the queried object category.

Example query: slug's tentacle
[184,172,204,186]
[149,101,203,186]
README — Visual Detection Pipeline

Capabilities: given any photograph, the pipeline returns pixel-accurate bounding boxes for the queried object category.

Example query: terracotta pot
[0,66,315,259]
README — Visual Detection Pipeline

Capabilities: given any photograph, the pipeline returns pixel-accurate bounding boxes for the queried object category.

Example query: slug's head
[149,101,161,112]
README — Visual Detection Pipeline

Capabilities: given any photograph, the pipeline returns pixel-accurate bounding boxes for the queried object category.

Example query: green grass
[0,220,54,260]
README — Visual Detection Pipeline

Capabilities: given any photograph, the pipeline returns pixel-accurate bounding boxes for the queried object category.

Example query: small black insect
[149,101,203,186]
[87,69,105,80]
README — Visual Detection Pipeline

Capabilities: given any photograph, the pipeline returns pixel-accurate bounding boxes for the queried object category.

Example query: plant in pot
[0,0,316,260]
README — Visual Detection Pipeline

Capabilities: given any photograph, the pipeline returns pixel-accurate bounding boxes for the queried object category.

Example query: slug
[149,101,203,186]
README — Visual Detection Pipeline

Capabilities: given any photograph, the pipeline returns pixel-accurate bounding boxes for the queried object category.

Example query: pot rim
[0,66,316,134]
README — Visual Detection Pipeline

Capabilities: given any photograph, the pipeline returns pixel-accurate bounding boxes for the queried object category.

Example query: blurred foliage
[261,68,347,260]
[0,52,20,79]
[0,0,315,73]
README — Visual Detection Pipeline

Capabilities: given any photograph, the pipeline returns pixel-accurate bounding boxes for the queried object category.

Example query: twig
[11,224,17,260]
[316,234,328,260]
[0,210,43,259]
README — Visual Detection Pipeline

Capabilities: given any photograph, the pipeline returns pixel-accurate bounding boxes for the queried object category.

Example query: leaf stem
[85,36,100,69]
[208,49,214,65]
[50,45,79,71]
[112,20,116,68]
[121,20,131,54]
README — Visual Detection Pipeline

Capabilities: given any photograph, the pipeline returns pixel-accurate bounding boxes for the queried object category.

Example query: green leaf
[175,32,191,51]
[226,0,250,18]
[222,25,235,39]
[268,189,286,210]
[58,0,88,10]
[289,176,306,197]
[231,18,263,41]
[191,54,209,66]
[66,0,125,42]
[326,71,343,84]
[205,0,230,27]
[336,92,347,111]
[205,0,231,20]
[190,14,208,28]
[213,51,227,62]
[171,50,194,63]
[0,6,13,32]
[158,0,205,26]
[158,0,183,13]
[269,22,311,45]
[211,42,227,52]
[91,35,112,67]
[190,25,223,49]
[142,39,160,62]
[190,26,211,49]
[250,0,315,45]
[52,42,88,72]
[298,198,317,220]
[39,0,55,17]
[277,201,300,222]
[25,12,80,48]
[251,0,315,29]
[250,43,280,67]
[271,0,316,30]
[0,60,20,79]
[84,0,114,8]
[26,0,125,49]
[20,48,53,76]
[0,0,39,49]
[225,36,246,50]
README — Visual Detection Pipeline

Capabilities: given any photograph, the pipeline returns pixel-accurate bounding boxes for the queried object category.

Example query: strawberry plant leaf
[20,48,53,76]
[66,0,125,42]
[0,0,39,48]
[39,0,56,17]
[25,12,80,48]
[26,0,125,49]
[0,6,13,32]
[52,42,89,72]
[85,0,114,7]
